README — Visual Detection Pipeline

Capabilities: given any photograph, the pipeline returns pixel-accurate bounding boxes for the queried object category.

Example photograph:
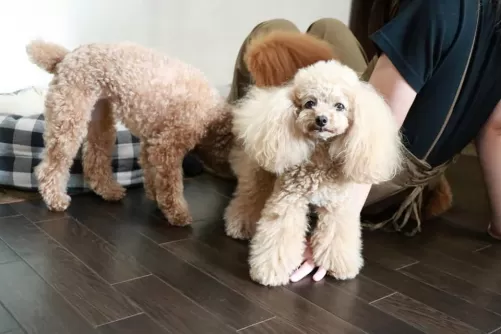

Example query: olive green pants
[228,18,378,103]
[227,18,389,207]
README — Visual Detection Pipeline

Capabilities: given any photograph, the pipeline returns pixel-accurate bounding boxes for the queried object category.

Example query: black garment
[370,0,501,166]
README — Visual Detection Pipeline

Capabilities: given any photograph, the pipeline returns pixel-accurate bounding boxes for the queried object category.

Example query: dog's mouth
[310,125,334,133]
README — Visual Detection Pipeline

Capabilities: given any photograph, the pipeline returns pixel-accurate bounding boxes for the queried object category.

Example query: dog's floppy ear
[232,86,314,174]
[245,31,336,88]
[334,82,404,184]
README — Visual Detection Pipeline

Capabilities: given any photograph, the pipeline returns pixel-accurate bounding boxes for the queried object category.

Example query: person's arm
[347,54,417,215]
[290,54,416,283]
[476,99,501,237]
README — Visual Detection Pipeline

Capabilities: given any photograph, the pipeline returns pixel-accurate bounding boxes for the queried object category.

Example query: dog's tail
[26,40,69,74]
[244,31,336,87]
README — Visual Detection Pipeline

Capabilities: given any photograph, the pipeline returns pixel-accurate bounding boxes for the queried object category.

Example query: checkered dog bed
[0,113,143,193]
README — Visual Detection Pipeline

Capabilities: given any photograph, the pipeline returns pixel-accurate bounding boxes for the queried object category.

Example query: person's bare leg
[477,100,501,238]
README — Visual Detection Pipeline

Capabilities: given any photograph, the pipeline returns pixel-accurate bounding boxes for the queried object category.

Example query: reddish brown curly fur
[244,31,336,88]
[424,175,453,219]
[26,40,234,226]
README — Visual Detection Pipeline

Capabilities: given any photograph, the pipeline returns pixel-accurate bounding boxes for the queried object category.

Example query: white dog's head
[232,60,403,184]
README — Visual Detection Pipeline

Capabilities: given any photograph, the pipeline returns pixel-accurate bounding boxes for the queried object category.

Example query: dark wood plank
[117,177,230,224]
[0,300,19,333]
[0,239,19,264]
[114,275,234,333]
[0,215,141,327]
[95,179,229,226]
[287,279,422,334]
[372,293,481,334]
[362,261,501,332]
[366,232,501,294]
[362,238,417,270]
[0,204,19,218]
[165,239,365,334]
[68,207,273,331]
[239,318,304,334]
[96,314,167,334]
[0,260,94,333]
[364,219,490,264]
[401,262,501,315]
[68,193,218,245]
[326,275,395,303]
[37,217,150,284]
[10,199,68,222]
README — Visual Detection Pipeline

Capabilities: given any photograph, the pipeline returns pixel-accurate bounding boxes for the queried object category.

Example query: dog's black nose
[315,115,328,127]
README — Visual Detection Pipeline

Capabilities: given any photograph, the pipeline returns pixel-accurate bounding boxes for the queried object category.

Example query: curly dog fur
[244,31,336,87]
[228,60,404,286]
[26,40,233,226]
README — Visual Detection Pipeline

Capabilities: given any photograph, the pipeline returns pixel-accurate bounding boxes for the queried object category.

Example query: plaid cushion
[0,113,143,193]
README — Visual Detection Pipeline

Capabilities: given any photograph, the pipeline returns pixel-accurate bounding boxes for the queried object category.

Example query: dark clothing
[371,0,501,166]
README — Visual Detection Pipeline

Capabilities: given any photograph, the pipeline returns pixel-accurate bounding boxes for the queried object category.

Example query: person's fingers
[290,260,316,282]
[313,267,327,281]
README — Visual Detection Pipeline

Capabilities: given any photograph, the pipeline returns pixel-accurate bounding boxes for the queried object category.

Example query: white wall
[0,0,351,93]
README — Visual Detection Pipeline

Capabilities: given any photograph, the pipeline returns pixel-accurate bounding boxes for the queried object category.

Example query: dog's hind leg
[249,182,310,286]
[224,152,275,240]
[139,141,156,201]
[35,87,97,211]
[146,134,193,226]
[83,99,126,201]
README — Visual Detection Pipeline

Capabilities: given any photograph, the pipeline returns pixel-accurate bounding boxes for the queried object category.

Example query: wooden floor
[0,155,500,334]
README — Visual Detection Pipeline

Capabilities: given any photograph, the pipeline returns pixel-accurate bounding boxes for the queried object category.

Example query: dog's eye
[304,100,316,109]
[334,103,345,111]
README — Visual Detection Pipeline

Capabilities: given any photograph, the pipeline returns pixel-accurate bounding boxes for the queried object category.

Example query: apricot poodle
[225,31,337,239]
[26,40,233,226]
[228,59,404,286]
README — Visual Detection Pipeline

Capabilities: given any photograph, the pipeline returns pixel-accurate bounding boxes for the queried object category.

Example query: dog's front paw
[249,238,303,286]
[249,260,293,287]
[315,248,363,280]
[156,195,192,226]
[162,205,193,226]
[45,193,71,212]
[329,254,364,280]
[165,210,193,226]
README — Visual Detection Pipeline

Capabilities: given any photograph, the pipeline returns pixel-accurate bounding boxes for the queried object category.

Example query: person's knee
[250,19,300,38]
[484,120,501,137]
[482,101,501,136]
[307,18,349,35]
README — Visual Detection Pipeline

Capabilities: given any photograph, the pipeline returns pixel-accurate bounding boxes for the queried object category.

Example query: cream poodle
[26,40,233,226]
[226,60,403,286]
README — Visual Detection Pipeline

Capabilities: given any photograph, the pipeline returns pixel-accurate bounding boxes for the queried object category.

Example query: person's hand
[290,237,328,282]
